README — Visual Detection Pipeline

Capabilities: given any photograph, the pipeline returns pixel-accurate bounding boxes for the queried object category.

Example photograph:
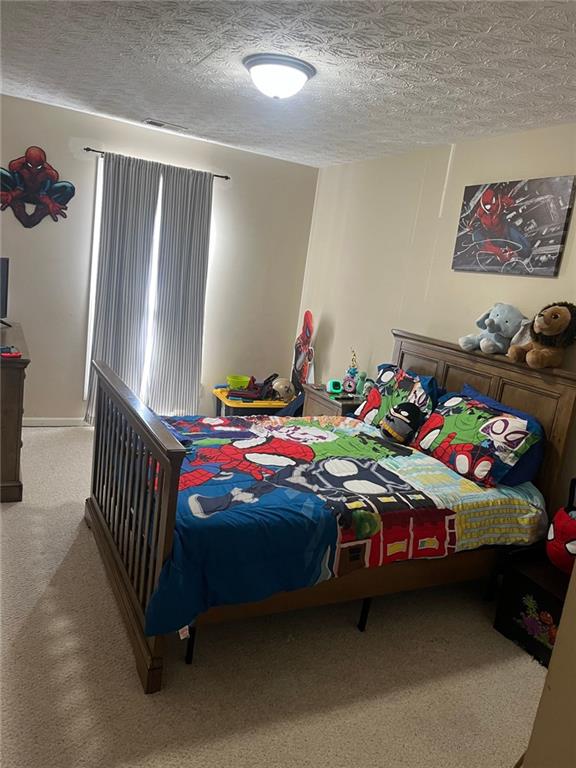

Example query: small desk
[212,388,290,417]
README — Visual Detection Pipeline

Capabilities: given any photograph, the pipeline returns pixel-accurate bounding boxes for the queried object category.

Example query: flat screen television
[0,258,10,326]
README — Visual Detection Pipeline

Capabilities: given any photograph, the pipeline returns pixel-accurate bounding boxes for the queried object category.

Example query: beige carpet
[1,427,545,768]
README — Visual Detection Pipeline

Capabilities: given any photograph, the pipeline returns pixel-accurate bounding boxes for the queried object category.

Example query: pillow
[354,365,436,427]
[412,391,543,487]
[461,385,544,486]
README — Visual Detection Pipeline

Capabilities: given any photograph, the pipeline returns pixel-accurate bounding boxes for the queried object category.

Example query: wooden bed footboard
[85,361,186,693]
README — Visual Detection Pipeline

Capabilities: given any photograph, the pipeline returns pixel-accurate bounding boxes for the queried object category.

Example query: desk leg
[215,396,222,418]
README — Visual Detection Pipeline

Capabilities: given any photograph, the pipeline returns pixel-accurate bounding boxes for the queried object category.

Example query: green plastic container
[227,375,250,390]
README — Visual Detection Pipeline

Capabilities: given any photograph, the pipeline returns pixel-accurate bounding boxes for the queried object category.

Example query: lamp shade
[243,53,316,99]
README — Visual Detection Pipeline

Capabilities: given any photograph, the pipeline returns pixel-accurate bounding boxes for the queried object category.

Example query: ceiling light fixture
[243,53,316,99]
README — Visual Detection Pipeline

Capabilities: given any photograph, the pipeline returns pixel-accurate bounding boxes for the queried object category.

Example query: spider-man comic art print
[1,146,76,228]
[451,176,575,276]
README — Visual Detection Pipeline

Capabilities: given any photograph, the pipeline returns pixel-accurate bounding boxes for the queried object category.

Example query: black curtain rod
[83,147,230,180]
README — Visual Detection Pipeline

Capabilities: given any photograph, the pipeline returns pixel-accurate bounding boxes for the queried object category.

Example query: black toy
[380,402,425,444]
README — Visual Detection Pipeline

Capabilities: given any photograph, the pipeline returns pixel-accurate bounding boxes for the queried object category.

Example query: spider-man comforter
[145,415,546,635]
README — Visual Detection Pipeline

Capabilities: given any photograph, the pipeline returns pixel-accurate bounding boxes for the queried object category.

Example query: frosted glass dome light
[243,53,316,99]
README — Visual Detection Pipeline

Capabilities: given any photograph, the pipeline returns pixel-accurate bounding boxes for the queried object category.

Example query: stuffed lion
[508,301,576,369]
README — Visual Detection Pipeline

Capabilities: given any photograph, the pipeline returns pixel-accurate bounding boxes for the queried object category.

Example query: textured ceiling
[1,1,575,166]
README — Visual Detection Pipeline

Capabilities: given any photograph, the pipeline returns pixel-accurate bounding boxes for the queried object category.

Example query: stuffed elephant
[459,303,527,354]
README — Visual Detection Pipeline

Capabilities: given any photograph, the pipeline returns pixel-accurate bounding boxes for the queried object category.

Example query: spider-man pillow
[412,392,543,487]
[354,365,436,427]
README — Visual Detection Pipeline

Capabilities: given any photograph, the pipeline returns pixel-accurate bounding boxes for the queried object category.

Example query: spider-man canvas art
[1,146,75,228]
[452,175,575,276]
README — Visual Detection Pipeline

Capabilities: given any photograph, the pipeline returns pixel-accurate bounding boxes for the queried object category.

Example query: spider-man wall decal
[1,146,76,228]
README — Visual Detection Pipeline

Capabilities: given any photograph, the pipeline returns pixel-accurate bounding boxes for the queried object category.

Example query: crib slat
[131,444,149,588]
[95,387,107,503]
[127,436,143,581]
[97,393,109,516]
[109,407,122,532]
[145,467,164,609]
[111,415,124,545]
[106,407,118,533]
[116,418,131,552]
[138,457,156,608]
[121,427,137,565]
[102,403,116,525]
[91,386,103,498]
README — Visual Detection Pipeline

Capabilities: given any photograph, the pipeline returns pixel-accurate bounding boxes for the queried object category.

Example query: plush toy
[355,371,367,396]
[459,303,527,354]
[508,302,576,369]
[546,479,576,575]
[380,402,425,444]
[362,378,375,397]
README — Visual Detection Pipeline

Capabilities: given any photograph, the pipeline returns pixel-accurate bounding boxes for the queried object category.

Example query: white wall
[300,123,576,492]
[0,95,317,419]
[300,124,576,380]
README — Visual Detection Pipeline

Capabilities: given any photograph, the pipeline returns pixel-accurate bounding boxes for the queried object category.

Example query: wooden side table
[1,323,30,502]
[494,552,569,668]
[302,383,363,418]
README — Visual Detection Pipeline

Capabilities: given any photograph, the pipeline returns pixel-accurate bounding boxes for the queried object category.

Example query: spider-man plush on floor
[1,146,75,228]
[547,479,576,575]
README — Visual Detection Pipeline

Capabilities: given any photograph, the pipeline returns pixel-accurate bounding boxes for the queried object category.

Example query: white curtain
[146,165,213,415]
[86,153,162,421]
[86,152,213,420]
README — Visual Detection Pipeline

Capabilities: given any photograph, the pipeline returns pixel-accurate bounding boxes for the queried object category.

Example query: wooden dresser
[302,383,363,417]
[0,323,30,502]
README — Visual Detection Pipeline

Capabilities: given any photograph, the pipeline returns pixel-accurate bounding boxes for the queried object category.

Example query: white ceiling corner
[1,1,575,166]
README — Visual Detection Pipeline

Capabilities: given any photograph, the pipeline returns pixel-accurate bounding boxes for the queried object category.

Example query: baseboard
[22,417,89,427]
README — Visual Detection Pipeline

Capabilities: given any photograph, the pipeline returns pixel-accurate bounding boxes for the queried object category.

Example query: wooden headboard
[391,329,576,510]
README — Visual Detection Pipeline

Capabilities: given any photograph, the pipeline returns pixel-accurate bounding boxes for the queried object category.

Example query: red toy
[291,310,314,393]
[546,479,576,575]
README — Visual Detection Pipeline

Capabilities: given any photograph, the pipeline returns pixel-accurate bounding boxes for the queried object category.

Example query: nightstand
[302,383,363,418]
[494,550,569,667]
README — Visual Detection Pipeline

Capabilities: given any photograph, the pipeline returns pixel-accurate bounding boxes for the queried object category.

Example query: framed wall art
[452,175,575,277]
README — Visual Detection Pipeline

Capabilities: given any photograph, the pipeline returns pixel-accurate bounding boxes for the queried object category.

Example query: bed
[85,329,576,692]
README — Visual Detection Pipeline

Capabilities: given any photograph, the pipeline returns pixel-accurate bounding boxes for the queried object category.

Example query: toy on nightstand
[355,371,367,396]
[0,345,21,358]
[342,349,359,394]
[546,478,576,575]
